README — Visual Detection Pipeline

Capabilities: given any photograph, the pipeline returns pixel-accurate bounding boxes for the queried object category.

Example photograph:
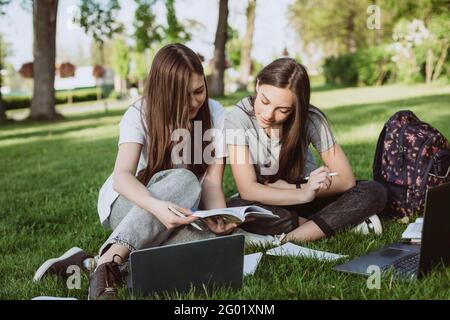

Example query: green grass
[1,83,450,300]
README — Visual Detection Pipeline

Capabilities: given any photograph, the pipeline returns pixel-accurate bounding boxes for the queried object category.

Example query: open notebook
[193,205,279,224]
[401,217,423,242]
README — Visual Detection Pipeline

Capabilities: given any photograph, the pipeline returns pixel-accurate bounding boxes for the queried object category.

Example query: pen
[304,172,339,181]
[168,206,203,231]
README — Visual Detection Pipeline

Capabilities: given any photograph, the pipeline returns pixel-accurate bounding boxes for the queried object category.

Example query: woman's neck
[264,124,282,139]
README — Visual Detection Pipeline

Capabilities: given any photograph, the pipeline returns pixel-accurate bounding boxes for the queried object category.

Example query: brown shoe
[88,257,124,300]
[33,247,94,281]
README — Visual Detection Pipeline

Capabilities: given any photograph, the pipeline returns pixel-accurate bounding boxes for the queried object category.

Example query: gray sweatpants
[98,169,217,257]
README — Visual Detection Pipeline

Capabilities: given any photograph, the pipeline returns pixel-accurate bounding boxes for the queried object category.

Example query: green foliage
[108,90,122,100]
[0,32,12,63]
[129,49,154,82]
[226,26,241,68]
[74,0,123,63]
[4,86,114,110]
[323,46,396,86]
[289,0,378,55]
[163,0,190,44]
[323,54,359,86]
[111,37,130,78]
[133,0,162,52]
[384,0,449,22]
[0,0,11,15]
[355,46,395,86]
[389,15,449,84]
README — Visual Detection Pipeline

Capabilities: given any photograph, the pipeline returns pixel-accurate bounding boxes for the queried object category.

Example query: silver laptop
[335,182,450,279]
[128,234,245,297]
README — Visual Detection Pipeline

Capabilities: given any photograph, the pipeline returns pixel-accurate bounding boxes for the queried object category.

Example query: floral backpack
[373,110,450,218]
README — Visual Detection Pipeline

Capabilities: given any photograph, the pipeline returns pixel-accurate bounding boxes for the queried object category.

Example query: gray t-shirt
[224,97,336,183]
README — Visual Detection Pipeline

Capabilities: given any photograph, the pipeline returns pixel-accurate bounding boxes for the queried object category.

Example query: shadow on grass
[324,93,450,135]
[2,133,450,299]
[311,83,352,93]
[0,123,115,141]
[0,109,125,132]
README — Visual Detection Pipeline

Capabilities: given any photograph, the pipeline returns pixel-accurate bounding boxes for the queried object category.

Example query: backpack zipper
[412,136,434,193]
[398,123,415,182]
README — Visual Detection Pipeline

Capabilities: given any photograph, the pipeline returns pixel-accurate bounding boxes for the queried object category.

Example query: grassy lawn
[1,83,450,300]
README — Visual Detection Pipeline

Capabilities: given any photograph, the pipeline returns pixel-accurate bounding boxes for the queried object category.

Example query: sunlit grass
[1,83,449,300]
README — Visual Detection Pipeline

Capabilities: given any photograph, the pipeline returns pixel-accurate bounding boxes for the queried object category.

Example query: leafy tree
[111,36,130,95]
[130,49,154,93]
[133,0,162,52]
[289,0,398,56]
[163,0,190,44]
[74,0,123,65]
[226,26,241,69]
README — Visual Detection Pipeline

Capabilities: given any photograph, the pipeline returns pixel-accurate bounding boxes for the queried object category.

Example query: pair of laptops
[336,182,450,279]
[128,234,245,297]
[128,182,450,297]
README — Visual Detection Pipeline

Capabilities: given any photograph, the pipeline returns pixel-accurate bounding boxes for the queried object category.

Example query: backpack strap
[373,124,387,182]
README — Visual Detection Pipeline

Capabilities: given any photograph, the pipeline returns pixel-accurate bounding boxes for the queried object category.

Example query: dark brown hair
[137,43,211,185]
[255,58,332,184]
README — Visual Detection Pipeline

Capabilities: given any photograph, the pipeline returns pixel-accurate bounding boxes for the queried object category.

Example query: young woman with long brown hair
[225,58,387,242]
[34,44,238,300]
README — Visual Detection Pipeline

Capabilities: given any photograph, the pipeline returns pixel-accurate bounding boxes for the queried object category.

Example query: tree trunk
[346,8,357,53]
[432,42,449,82]
[121,78,127,96]
[425,48,434,84]
[371,0,382,46]
[138,79,145,94]
[209,0,228,97]
[238,0,256,91]
[0,100,7,124]
[30,0,60,120]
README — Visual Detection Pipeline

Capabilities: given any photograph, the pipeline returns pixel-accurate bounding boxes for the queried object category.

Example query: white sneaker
[352,215,383,235]
[234,228,280,247]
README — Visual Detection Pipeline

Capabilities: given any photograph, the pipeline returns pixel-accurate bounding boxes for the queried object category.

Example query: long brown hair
[255,58,332,184]
[137,43,212,185]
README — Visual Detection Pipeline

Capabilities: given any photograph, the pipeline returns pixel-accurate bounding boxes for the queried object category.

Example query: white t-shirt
[97,98,227,228]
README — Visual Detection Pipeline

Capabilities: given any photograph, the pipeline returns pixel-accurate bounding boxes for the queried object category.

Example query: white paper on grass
[265,242,347,261]
[243,252,263,276]
[402,222,423,239]
[32,296,78,300]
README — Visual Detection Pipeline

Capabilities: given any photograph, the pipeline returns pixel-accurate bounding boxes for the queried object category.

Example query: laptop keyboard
[390,253,420,277]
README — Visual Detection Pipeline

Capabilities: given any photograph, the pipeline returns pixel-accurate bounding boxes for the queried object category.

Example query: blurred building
[54,66,114,91]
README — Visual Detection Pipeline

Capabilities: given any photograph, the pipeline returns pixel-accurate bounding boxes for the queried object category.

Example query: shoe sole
[370,215,383,235]
[33,247,84,282]
[352,215,383,235]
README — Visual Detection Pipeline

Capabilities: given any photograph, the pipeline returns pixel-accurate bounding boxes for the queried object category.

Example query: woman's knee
[147,168,202,208]
[354,180,387,211]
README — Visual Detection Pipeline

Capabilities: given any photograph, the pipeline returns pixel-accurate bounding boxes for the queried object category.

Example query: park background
[0,0,449,299]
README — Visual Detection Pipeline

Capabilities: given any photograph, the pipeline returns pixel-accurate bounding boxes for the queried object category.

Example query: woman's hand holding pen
[302,166,333,202]
[151,200,199,230]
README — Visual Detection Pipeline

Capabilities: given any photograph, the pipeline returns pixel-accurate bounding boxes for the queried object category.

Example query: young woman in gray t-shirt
[225,58,387,243]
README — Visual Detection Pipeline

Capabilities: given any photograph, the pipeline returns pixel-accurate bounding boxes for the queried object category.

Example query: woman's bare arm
[264,144,356,197]
[228,144,316,206]
[315,144,356,197]
[112,143,197,229]
[199,158,227,210]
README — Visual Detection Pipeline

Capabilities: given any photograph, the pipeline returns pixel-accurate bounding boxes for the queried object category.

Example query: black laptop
[336,182,450,279]
[128,234,245,297]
